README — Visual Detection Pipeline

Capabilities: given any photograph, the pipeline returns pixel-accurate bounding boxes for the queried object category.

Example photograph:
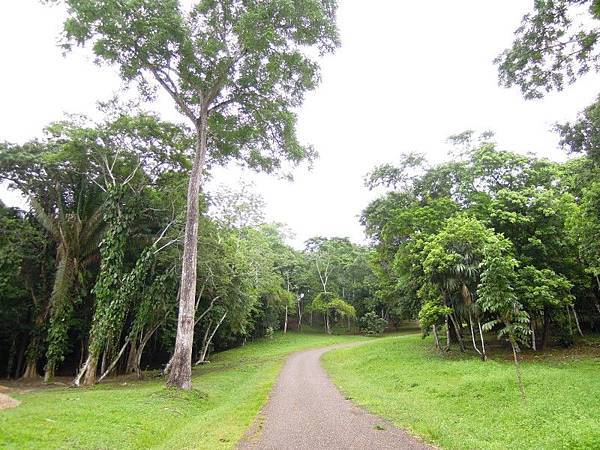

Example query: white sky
[1,1,598,247]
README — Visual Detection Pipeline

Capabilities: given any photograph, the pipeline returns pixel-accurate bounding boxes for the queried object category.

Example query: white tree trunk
[572,305,583,336]
[196,312,227,365]
[477,319,487,360]
[168,110,209,390]
[468,312,483,359]
[432,325,440,350]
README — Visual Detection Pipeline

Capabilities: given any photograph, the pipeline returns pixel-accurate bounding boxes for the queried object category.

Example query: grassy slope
[0,331,367,449]
[323,333,600,450]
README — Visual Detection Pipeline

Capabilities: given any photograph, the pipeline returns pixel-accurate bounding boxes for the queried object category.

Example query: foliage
[417,301,452,333]
[54,0,337,173]
[361,139,600,363]
[478,236,530,348]
[557,95,600,164]
[357,312,388,336]
[496,0,600,99]
[310,292,356,318]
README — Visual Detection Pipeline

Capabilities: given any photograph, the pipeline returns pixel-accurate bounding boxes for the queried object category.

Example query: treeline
[0,111,383,382]
[362,130,600,370]
[360,0,600,386]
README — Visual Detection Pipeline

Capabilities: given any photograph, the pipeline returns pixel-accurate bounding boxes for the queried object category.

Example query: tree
[55,0,338,389]
[479,235,530,399]
[421,215,499,358]
[496,0,600,99]
[557,95,600,165]
[0,204,50,379]
[1,134,106,380]
[305,237,353,293]
[1,107,190,382]
[358,311,388,336]
[309,292,355,334]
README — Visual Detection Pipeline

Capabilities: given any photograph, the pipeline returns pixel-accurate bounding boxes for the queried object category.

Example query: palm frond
[30,197,61,241]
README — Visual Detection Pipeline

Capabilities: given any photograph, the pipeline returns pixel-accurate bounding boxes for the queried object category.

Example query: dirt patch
[0,393,20,410]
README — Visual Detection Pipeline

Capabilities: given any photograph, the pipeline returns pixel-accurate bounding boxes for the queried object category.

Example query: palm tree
[32,186,106,382]
[439,248,487,359]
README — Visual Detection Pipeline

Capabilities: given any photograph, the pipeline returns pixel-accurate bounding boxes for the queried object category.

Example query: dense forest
[3,114,600,391]
[364,133,600,364]
[0,112,377,382]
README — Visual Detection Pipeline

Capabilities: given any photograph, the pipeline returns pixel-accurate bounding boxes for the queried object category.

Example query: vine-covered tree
[53,0,339,389]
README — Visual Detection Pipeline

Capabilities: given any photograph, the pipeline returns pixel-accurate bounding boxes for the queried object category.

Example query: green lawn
[0,331,367,449]
[323,333,600,450]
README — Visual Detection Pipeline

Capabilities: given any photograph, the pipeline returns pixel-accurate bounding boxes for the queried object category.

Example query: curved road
[238,345,433,450]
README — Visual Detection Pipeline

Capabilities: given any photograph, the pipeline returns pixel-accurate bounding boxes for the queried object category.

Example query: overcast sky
[1,1,598,247]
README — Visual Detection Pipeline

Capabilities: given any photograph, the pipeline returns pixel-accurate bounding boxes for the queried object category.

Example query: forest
[1,1,600,449]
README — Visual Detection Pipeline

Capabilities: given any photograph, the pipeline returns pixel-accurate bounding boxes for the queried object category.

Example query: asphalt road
[238,344,433,450]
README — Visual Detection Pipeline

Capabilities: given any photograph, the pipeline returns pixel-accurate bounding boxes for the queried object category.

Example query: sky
[1,1,598,247]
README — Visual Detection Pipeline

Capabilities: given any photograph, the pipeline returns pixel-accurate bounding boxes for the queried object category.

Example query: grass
[0,331,368,449]
[323,333,600,450]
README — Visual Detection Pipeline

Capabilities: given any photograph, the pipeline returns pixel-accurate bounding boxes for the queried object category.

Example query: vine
[87,186,130,359]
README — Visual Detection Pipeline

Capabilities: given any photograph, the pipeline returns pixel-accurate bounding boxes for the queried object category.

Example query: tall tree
[55,0,338,388]
[496,0,600,99]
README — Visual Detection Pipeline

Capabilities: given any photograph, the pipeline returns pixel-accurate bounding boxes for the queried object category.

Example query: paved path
[238,344,433,450]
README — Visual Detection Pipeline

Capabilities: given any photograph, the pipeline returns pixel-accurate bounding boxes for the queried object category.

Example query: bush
[358,312,388,336]
[265,326,275,339]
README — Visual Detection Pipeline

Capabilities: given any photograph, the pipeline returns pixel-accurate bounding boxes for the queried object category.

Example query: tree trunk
[477,319,487,360]
[98,339,130,383]
[530,320,537,351]
[22,335,42,379]
[196,322,212,364]
[22,360,38,379]
[541,307,550,350]
[325,313,331,334]
[44,363,54,383]
[168,110,209,390]
[78,339,86,369]
[100,349,108,377]
[449,313,466,352]
[82,354,99,386]
[468,312,483,360]
[127,325,160,379]
[284,306,288,333]
[133,342,145,379]
[196,312,227,365]
[511,341,526,400]
[572,305,583,337]
[126,338,138,374]
[432,325,440,350]
[73,355,91,387]
[297,301,302,332]
[444,316,451,351]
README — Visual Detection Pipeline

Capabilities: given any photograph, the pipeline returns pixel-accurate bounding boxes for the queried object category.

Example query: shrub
[265,327,275,339]
[358,312,388,336]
